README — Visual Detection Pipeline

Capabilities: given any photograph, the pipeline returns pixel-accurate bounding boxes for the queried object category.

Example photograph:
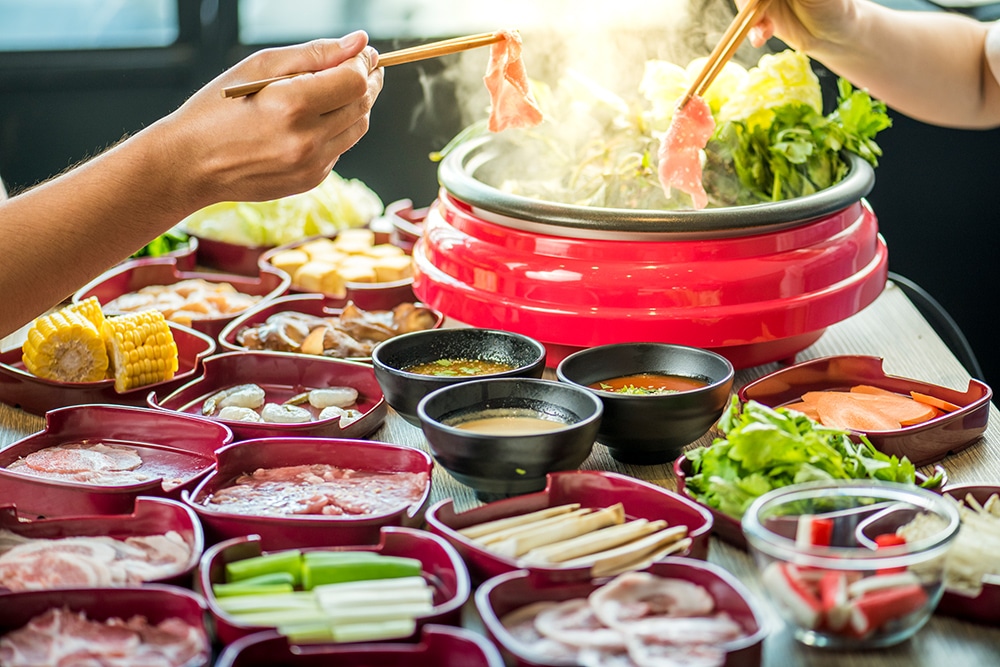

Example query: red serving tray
[476,559,767,667]
[198,526,471,645]
[738,355,992,466]
[936,483,1000,626]
[183,437,433,548]
[0,322,215,416]
[0,496,203,591]
[73,255,290,340]
[0,404,231,517]
[148,350,387,441]
[215,625,505,666]
[0,585,211,667]
[217,292,444,358]
[426,470,713,584]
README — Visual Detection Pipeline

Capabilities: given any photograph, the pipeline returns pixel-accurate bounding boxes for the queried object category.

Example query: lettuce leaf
[684,398,922,519]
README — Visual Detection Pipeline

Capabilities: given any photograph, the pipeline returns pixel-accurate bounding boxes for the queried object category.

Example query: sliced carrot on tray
[842,392,938,426]
[850,384,899,397]
[910,391,961,413]
[813,392,902,432]
[784,401,820,421]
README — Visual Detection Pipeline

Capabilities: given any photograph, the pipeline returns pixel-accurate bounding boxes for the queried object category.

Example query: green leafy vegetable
[684,398,930,519]
[131,228,189,259]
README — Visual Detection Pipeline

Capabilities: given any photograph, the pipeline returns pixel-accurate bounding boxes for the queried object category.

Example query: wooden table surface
[2,280,998,665]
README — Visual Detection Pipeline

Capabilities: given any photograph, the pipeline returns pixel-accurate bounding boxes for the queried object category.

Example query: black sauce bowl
[372,328,547,426]
[556,343,734,465]
[417,378,603,502]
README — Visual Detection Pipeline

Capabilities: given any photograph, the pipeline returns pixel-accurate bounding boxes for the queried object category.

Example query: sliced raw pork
[657,95,716,210]
[484,29,543,132]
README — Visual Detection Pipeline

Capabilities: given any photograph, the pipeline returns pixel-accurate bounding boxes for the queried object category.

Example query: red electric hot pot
[413,136,888,369]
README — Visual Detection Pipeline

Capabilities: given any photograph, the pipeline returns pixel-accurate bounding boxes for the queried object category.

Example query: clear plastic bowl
[741,480,960,649]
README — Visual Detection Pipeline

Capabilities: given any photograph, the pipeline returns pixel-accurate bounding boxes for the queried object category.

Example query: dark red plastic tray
[215,625,505,666]
[0,585,210,667]
[936,483,1000,626]
[183,437,433,547]
[198,526,471,645]
[259,235,417,310]
[217,292,444,358]
[0,496,203,591]
[0,404,232,517]
[148,350,386,441]
[426,470,713,584]
[0,322,215,416]
[72,255,290,340]
[475,559,767,667]
[738,355,992,466]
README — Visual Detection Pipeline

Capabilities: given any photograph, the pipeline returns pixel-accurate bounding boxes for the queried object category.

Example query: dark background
[1,2,996,386]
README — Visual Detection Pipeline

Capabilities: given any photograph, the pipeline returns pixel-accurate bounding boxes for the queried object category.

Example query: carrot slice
[910,391,960,413]
[784,401,820,421]
[813,393,901,432]
[844,392,938,426]
[850,385,898,397]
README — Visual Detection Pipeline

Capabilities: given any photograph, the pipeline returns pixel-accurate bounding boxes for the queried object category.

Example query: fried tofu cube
[293,260,345,296]
[268,249,310,277]
[298,238,340,258]
[373,255,414,282]
[337,257,379,284]
[333,228,377,253]
[362,243,407,259]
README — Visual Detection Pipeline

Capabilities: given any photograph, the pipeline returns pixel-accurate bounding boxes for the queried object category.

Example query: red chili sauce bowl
[215,625,504,667]
[673,454,948,549]
[0,404,232,517]
[475,559,767,667]
[183,437,433,548]
[425,470,713,585]
[0,496,203,592]
[0,322,215,416]
[738,355,991,466]
[935,483,1000,626]
[217,292,444,360]
[0,586,211,667]
[148,350,387,442]
[198,526,470,645]
[73,255,290,340]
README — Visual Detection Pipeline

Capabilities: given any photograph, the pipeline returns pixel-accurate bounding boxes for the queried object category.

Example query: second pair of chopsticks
[679,0,772,109]
[222,31,506,99]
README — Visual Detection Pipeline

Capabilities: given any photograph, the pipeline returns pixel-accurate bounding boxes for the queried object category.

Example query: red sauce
[588,373,708,395]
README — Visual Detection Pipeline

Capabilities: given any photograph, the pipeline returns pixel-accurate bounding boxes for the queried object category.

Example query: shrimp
[307,387,359,409]
[260,402,312,424]
[202,383,266,415]
[318,406,363,425]
[217,406,262,422]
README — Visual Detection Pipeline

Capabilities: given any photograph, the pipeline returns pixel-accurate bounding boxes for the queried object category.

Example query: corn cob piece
[21,303,110,383]
[103,310,179,393]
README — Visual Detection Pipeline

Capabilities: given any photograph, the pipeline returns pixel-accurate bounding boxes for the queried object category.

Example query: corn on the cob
[103,310,179,393]
[21,301,110,383]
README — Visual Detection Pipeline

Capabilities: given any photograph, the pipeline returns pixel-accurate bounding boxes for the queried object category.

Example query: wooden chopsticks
[222,31,506,99]
[679,0,772,109]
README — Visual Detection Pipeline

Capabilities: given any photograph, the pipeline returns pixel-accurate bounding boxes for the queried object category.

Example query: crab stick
[796,515,834,548]
[818,571,851,631]
[762,561,824,629]
[849,583,928,635]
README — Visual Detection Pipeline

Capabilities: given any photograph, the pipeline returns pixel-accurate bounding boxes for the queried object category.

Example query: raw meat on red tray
[0,607,209,667]
[657,95,716,210]
[0,530,193,592]
[484,29,543,133]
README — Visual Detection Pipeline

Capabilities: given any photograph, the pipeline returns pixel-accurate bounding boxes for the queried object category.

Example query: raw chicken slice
[483,29,543,132]
[657,95,716,210]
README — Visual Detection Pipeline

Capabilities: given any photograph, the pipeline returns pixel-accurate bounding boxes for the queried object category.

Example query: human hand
[156,31,383,210]
[741,0,859,53]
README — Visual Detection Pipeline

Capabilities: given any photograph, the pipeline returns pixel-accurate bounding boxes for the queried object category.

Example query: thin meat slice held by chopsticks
[657,95,716,209]
[483,29,543,132]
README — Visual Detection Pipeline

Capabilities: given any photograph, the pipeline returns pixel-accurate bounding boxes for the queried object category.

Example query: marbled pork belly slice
[483,29,543,132]
[587,572,716,629]
[657,95,715,210]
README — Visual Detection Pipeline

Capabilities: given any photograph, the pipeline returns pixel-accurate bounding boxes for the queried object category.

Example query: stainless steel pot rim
[438,135,876,239]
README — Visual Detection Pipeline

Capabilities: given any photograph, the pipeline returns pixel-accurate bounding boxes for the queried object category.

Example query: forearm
[0,121,200,338]
[805,2,1000,128]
